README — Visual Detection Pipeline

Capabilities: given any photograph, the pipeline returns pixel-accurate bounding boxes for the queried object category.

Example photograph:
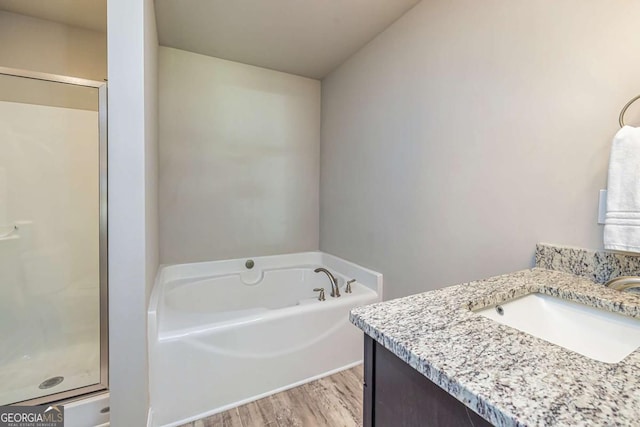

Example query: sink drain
[39,376,64,389]
[495,305,504,316]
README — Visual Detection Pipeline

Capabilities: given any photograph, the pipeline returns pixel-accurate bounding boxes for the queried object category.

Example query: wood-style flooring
[180,365,363,427]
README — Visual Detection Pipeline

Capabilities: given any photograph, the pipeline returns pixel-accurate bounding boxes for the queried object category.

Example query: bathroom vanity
[363,335,492,426]
[351,244,640,426]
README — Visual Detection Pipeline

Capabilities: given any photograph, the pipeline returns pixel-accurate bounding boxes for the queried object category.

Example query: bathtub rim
[148,251,383,342]
[153,251,382,293]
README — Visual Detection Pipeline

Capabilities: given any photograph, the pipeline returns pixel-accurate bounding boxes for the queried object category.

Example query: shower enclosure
[0,67,107,405]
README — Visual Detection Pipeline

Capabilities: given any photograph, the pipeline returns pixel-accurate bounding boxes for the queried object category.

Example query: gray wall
[320,0,640,300]
[159,47,321,264]
[0,12,106,112]
[0,10,106,80]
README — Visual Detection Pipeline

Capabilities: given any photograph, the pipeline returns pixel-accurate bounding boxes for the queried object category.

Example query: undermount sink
[473,293,640,363]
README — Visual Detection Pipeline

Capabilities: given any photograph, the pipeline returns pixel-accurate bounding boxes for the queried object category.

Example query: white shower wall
[0,100,100,371]
[0,99,101,404]
[0,101,99,289]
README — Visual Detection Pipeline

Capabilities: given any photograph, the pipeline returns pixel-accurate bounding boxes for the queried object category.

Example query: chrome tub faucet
[314,267,340,297]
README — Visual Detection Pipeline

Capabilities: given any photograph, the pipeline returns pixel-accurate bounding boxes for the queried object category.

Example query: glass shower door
[0,69,107,405]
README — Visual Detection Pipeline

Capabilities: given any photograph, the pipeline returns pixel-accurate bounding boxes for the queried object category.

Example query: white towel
[604,126,640,252]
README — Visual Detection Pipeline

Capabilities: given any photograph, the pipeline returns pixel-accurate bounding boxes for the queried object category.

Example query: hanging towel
[604,126,640,252]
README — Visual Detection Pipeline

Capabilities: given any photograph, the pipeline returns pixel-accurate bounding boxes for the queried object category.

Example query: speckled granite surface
[536,243,640,283]
[350,267,640,426]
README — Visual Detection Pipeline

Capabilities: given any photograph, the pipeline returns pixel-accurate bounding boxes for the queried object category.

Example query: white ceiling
[155,0,420,79]
[0,0,419,79]
[0,0,106,32]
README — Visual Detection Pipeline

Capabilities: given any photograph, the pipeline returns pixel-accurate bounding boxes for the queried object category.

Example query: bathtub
[148,252,382,427]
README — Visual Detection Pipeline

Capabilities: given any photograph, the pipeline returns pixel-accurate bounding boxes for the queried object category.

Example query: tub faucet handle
[346,279,355,293]
[313,288,326,301]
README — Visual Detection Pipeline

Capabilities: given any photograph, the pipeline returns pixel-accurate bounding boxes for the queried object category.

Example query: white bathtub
[148,252,382,427]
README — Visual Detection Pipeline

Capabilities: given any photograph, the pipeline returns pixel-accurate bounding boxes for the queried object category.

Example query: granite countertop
[350,263,640,426]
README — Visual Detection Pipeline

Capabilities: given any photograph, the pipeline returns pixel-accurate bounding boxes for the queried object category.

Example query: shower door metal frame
[0,66,109,405]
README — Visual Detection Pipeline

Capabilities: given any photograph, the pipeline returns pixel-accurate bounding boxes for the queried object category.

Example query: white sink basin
[474,293,640,363]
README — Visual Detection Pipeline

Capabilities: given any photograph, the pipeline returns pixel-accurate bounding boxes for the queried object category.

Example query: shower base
[0,339,100,405]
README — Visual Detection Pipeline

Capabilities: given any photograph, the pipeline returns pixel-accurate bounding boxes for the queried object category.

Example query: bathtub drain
[39,376,64,389]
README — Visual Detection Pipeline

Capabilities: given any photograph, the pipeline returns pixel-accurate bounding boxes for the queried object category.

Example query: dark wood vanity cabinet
[363,335,493,427]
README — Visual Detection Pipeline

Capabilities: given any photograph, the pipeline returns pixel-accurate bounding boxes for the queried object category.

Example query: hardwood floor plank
[341,368,364,412]
[198,412,222,427]
[222,408,244,427]
[309,374,360,426]
[285,382,333,426]
[316,371,362,426]
[237,400,276,426]
[269,387,304,427]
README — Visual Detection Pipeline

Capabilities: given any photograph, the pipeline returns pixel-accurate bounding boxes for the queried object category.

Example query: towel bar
[620,94,640,127]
